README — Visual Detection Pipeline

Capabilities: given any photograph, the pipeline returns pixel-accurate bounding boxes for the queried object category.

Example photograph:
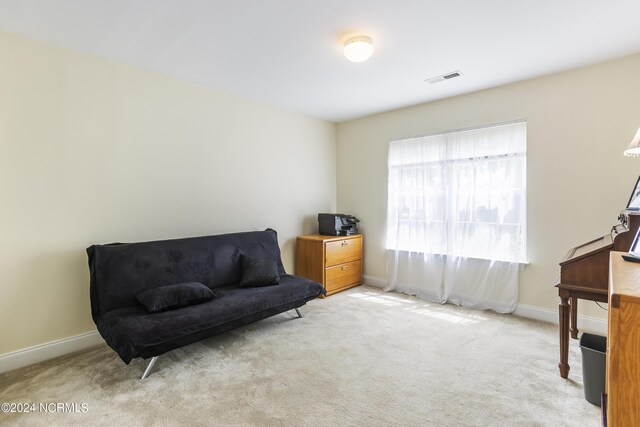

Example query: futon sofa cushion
[88,229,286,319]
[98,274,321,363]
[239,254,281,287]
[136,282,216,313]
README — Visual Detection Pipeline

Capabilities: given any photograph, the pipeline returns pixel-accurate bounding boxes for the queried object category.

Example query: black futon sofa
[87,229,324,378]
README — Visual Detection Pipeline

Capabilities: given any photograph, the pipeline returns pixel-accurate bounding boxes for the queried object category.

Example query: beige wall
[0,31,336,355]
[3,28,638,359]
[336,53,640,320]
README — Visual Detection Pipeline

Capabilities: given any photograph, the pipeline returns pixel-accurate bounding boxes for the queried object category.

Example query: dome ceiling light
[343,35,374,63]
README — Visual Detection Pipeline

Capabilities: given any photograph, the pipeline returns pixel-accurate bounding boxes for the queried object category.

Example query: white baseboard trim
[362,274,386,288]
[363,275,608,335]
[513,303,607,335]
[0,331,103,374]
[512,303,559,324]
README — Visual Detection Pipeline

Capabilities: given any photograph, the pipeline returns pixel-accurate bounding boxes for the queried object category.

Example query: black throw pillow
[136,282,216,313]
[239,254,281,287]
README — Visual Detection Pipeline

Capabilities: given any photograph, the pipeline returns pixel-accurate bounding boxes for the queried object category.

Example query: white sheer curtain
[385,121,526,313]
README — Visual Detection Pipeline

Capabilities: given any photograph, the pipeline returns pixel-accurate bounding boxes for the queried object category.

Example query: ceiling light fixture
[624,127,640,157]
[343,36,374,63]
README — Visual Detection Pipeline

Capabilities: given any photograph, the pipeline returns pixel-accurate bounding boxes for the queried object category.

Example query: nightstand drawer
[325,260,361,292]
[325,237,362,267]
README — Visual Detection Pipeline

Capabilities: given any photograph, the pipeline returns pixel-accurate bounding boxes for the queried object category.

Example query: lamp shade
[343,36,374,63]
[624,127,640,157]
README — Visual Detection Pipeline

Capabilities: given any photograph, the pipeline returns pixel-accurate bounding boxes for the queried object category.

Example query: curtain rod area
[390,118,527,143]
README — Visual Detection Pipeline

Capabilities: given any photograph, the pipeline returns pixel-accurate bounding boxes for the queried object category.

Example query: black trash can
[579,332,607,406]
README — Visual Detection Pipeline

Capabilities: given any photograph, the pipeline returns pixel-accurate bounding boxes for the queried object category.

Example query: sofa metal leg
[295,308,303,318]
[140,356,158,380]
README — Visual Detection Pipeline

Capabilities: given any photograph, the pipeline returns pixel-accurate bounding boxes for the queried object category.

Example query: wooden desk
[606,252,640,426]
[556,211,640,378]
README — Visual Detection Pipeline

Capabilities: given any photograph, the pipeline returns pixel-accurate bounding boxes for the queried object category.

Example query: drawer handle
[341,241,348,246]
[341,266,348,271]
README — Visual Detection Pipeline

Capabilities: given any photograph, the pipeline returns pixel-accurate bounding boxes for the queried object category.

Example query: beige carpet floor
[0,286,601,426]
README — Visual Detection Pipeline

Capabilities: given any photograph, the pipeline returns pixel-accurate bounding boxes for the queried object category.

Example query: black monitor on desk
[626,175,640,210]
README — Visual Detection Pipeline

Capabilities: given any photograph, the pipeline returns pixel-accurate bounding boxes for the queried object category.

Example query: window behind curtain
[386,121,526,263]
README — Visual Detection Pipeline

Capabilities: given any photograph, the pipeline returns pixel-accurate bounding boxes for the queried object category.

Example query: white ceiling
[1,0,640,122]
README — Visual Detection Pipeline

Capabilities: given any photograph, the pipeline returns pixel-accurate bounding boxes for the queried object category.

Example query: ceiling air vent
[425,70,462,84]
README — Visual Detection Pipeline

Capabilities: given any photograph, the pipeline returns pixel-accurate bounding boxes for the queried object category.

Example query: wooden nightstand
[295,234,362,296]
